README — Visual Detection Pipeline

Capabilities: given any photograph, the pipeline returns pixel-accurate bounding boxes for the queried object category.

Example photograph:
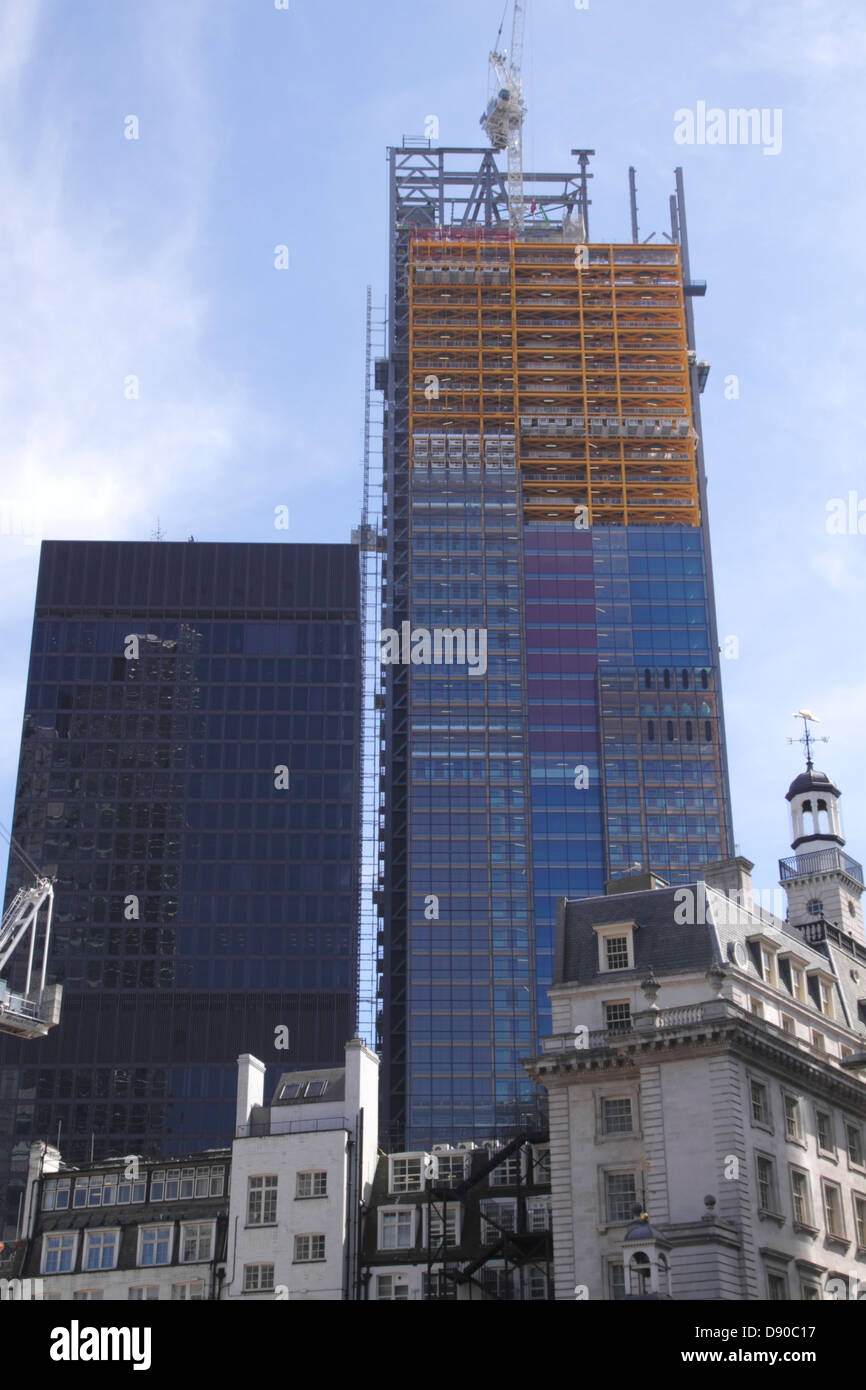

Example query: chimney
[235,1054,266,1136]
[700,856,754,909]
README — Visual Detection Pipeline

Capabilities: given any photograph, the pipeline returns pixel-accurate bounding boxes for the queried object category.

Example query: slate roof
[555,882,866,1044]
[270,1067,346,1106]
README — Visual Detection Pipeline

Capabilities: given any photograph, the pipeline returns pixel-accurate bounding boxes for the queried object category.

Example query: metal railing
[779,848,864,883]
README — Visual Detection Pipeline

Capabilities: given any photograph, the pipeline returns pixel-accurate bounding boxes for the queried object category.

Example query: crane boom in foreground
[0,876,62,1038]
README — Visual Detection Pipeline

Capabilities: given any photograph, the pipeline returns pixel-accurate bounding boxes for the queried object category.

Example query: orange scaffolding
[408,233,700,528]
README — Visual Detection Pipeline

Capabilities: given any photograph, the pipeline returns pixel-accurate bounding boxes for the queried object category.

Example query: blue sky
[1,0,864,905]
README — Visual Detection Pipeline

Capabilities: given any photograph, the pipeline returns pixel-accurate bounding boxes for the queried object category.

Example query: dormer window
[594,923,636,973]
[760,947,777,988]
[747,933,779,988]
[817,979,834,1019]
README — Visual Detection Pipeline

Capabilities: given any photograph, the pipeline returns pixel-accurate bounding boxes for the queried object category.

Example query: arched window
[647,720,655,742]
[629,1252,652,1297]
[663,669,671,690]
[666,720,675,742]
[644,669,652,689]
[700,669,709,690]
[681,669,690,689]
[685,721,693,742]
[704,721,713,743]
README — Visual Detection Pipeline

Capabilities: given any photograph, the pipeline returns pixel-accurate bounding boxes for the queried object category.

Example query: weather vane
[788,708,829,772]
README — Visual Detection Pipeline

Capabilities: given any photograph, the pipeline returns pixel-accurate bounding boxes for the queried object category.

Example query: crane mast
[480,0,527,232]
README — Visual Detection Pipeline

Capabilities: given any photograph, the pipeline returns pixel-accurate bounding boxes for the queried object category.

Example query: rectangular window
[604,1001,632,1035]
[780,1014,795,1036]
[42,1178,71,1212]
[823,1181,845,1239]
[210,1166,226,1198]
[527,1200,551,1233]
[150,1170,165,1202]
[532,1147,551,1184]
[380,1210,414,1250]
[139,1225,173,1267]
[117,1177,147,1205]
[604,1171,637,1224]
[247,1175,278,1225]
[816,1110,834,1155]
[194,1167,211,1198]
[855,1194,866,1248]
[750,1079,770,1126]
[812,1030,826,1052]
[602,1097,633,1134]
[180,1167,196,1200]
[376,1274,410,1300]
[750,997,764,1018]
[426,1206,459,1248]
[847,1123,864,1167]
[526,1266,548,1300]
[790,966,805,1002]
[73,1289,104,1301]
[294,1234,325,1263]
[128,1286,159,1301]
[480,1200,516,1244]
[818,979,834,1018]
[608,1263,626,1301]
[172,1281,207,1300]
[181,1222,214,1263]
[761,947,777,986]
[296,1171,327,1199]
[390,1156,425,1193]
[488,1154,520,1186]
[164,1168,180,1200]
[84,1230,118,1271]
[790,1169,812,1226]
[783,1095,802,1142]
[243,1263,274,1292]
[422,1271,457,1301]
[42,1234,77,1274]
[756,1156,778,1213]
[479,1267,513,1300]
[801,1283,821,1301]
[767,1271,788,1301]
[605,936,630,970]
[72,1179,88,1209]
[434,1154,465,1186]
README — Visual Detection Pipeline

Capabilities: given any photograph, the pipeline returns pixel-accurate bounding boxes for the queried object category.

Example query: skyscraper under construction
[377,142,734,1147]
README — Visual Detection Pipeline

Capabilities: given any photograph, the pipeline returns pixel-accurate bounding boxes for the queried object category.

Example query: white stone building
[224,1037,379,1300]
[524,757,866,1300]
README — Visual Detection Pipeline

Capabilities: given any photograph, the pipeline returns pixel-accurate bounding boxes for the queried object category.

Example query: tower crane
[0,828,62,1038]
[480,0,527,232]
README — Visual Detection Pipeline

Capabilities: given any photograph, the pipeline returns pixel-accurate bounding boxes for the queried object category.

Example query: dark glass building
[0,540,360,1233]
[378,146,735,1147]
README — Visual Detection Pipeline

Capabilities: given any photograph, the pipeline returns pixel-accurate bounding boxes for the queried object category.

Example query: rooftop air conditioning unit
[457,1141,477,1151]
[431,1144,451,1153]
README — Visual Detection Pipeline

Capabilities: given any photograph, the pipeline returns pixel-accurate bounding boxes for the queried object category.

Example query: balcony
[778,848,864,883]
[536,998,860,1072]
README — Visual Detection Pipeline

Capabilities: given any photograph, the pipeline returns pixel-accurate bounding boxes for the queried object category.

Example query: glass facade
[0,540,360,1234]
[380,148,734,1147]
